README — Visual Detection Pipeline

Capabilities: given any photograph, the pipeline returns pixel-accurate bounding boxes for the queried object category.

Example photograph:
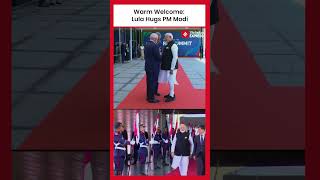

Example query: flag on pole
[153,113,160,135]
[168,114,173,136]
[192,124,195,137]
[134,111,140,144]
[175,116,179,133]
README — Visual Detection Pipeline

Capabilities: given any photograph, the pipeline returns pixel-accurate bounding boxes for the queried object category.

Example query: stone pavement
[113,58,206,108]
[12,0,109,149]
[222,0,305,86]
[179,58,206,89]
[114,59,145,108]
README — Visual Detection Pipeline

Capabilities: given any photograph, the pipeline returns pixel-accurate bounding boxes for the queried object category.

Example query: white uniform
[170,132,194,176]
[158,43,179,97]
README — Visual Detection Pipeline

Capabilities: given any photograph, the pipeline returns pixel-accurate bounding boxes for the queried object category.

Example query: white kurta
[170,132,194,176]
[158,43,179,85]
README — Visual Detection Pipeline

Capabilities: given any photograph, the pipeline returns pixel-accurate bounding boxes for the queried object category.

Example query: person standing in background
[193,125,206,175]
[161,127,170,166]
[138,124,149,175]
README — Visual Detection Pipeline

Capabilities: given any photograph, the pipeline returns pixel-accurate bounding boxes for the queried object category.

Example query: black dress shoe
[155,92,161,96]
[165,96,175,102]
[56,1,62,4]
[164,94,175,99]
[147,99,160,103]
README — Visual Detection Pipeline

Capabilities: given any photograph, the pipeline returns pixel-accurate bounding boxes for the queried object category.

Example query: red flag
[153,113,160,134]
[134,112,139,137]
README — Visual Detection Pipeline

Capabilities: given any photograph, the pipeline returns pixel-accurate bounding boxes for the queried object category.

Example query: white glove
[149,140,155,144]
[130,140,135,145]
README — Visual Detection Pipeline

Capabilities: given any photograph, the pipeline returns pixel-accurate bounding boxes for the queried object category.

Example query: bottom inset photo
[112,109,206,176]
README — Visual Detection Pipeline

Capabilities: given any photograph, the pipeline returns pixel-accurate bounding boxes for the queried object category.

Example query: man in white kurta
[171,123,194,176]
[158,33,179,102]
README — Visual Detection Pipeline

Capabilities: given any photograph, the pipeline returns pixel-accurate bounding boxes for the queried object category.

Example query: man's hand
[193,155,196,160]
[171,152,174,158]
[170,70,173,75]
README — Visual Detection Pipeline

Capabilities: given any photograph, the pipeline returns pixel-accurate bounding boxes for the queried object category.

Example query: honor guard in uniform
[152,128,162,169]
[114,122,129,175]
[138,124,149,175]
[161,127,170,166]
[171,122,194,176]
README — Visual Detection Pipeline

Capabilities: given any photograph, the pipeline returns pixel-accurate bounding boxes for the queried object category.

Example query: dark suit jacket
[193,135,205,157]
[144,40,162,72]
[122,130,128,140]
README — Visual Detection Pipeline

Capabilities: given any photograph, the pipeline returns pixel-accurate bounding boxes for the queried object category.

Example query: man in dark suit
[144,33,162,103]
[193,125,206,175]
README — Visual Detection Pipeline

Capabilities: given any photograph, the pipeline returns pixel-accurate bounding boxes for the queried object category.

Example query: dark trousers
[153,145,161,164]
[146,70,156,100]
[196,152,205,175]
[154,66,160,94]
[133,144,139,163]
[162,145,169,162]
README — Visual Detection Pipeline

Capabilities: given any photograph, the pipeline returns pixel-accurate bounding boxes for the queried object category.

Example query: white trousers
[171,155,189,176]
[158,70,178,96]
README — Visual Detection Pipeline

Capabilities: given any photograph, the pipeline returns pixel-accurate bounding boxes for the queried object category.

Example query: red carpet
[19,51,108,150]
[166,160,198,176]
[211,2,305,149]
[117,64,205,109]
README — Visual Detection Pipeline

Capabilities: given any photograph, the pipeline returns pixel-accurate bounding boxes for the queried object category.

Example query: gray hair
[156,32,161,40]
[149,33,158,42]
[165,33,173,39]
